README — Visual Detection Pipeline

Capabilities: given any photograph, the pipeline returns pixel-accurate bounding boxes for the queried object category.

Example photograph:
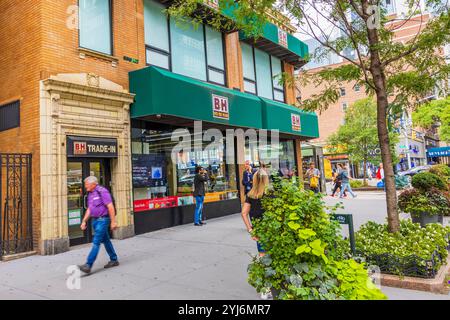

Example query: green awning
[239,22,309,69]
[129,67,319,139]
[129,66,263,129]
[260,98,319,139]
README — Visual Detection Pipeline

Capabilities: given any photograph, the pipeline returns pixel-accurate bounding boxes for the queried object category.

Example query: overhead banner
[67,136,118,158]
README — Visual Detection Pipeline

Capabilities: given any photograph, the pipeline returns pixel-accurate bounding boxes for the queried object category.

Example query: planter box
[411,212,440,227]
[381,256,450,294]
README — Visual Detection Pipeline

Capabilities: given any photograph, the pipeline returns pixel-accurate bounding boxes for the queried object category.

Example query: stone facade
[39,74,134,254]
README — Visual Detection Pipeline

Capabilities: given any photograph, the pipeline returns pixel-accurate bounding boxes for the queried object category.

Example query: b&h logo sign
[212,95,230,120]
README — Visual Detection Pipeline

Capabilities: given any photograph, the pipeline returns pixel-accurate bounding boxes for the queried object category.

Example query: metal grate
[0,154,33,258]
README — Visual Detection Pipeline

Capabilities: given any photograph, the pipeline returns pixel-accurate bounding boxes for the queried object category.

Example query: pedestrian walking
[78,176,119,274]
[242,160,256,195]
[193,166,209,226]
[339,165,357,199]
[241,169,272,300]
[331,163,346,197]
[305,163,321,194]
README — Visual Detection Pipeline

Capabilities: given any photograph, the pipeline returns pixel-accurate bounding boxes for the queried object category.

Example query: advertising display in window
[131,124,238,212]
[245,139,296,179]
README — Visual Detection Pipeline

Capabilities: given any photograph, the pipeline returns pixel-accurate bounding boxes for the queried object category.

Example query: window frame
[0,100,20,132]
[78,0,114,56]
[340,87,346,97]
[354,84,360,92]
[144,2,227,86]
[241,43,286,102]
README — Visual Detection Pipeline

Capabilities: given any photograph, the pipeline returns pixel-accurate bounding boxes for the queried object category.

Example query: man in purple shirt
[78,176,119,274]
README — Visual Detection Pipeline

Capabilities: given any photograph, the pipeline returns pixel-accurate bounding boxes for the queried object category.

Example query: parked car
[397,165,431,177]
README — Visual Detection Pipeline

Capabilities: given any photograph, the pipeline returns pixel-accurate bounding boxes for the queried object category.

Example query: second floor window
[144,0,226,85]
[241,42,285,102]
[79,0,113,55]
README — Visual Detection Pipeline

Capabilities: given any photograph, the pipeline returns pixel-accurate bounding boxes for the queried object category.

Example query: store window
[271,56,285,102]
[144,0,170,69]
[241,42,286,102]
[245,138,296,179]
[144,0,226,85]
[79,0,112,55]
[205,26,226,85]
[0,100,20,132]
[131,123,238,212]
[241,43,257,94]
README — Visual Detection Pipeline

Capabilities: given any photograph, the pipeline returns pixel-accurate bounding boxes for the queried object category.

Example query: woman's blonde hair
[247,169,269,199]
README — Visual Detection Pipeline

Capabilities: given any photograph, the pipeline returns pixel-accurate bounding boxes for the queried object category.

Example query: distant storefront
[427,146,450,165]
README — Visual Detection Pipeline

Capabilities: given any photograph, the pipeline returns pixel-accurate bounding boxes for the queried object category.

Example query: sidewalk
[0,214,448,300]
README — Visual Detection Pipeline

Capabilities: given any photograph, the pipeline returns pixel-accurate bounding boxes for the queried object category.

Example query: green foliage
[398,188,450,217]
[327,98,398,167]
[413,96,450,143]
[429,164,450,182]
[350,180,369,189]
[355,220,450,275]
[411,172,447,191]
[247,179,386,300]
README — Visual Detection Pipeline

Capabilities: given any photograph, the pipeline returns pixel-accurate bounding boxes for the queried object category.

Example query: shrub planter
[411,212,441,227]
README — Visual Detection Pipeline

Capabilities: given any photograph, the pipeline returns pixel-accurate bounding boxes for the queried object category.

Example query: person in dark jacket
[242,161,256,195]
[193,166,209,226]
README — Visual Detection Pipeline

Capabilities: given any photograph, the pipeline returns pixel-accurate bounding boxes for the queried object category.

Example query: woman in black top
[241,169,269,257]
[241,169,271,300]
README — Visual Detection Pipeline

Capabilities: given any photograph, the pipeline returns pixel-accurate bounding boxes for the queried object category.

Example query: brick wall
[0,0,43,250]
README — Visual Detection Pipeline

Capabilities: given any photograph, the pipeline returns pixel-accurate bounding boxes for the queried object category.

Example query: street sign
[331,213,356,255]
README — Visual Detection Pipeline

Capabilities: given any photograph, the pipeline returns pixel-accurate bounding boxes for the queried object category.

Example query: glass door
[68,159,111,246]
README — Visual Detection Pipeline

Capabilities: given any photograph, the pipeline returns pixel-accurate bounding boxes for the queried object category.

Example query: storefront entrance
[67,159,112,246]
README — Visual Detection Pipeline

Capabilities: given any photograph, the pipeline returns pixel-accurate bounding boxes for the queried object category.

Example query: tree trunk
[365,11,400,233]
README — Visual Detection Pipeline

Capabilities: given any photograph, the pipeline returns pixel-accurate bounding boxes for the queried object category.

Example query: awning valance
[129,66,319,139]
[129,66,263,130]
[260,97,319,138]
[239,22,309,69]
[427,147,450,157]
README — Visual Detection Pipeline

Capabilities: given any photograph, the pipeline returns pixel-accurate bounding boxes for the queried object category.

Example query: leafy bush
[350,180,369,188]
[429,164,450,182]
[398,188,450,217]
[247,179,386,300]
[355,220,450,276]
[411,172,447,191]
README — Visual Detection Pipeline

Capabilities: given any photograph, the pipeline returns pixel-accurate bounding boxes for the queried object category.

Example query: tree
[327,98,398,185]
[167,0,450,232]
[412,96,450,143]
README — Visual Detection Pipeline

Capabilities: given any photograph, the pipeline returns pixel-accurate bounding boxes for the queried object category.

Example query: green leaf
[298,228,317,239]
[288,221,301,231]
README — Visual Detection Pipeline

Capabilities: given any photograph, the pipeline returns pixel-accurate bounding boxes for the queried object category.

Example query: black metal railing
[0,154,33,258]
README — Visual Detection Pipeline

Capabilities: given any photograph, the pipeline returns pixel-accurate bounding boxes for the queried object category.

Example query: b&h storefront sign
[291,114,301,132]
[67,136,118,158]
[212,94,230,120]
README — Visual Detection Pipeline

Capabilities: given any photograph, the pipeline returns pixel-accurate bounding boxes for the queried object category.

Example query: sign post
[331,213,356,255]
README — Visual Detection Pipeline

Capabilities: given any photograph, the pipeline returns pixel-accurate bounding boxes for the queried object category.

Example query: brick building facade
[0,0,315,257]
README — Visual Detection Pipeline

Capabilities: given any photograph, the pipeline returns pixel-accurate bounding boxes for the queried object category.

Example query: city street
[0,191,448,300]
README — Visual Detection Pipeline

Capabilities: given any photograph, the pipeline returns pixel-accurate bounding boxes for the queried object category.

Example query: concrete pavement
[0,193,449,300]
